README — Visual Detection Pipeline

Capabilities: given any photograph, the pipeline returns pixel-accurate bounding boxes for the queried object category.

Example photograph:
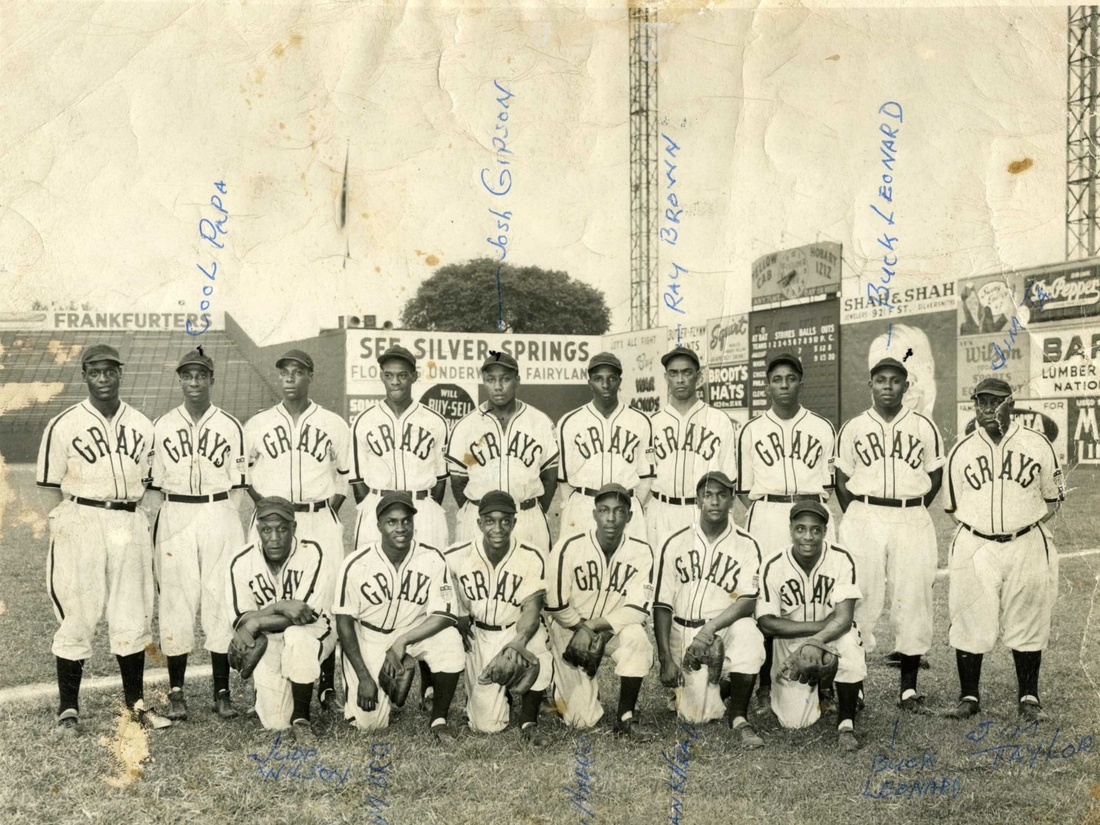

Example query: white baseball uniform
[545,530,655,728]
[757,544,867,729]
[446,537,554,733]
[835,408,944,655]
[151,404,248,657]
[245,401,351,603]
[654,523,766,724]
[446,401,559,553]
[645,401,738,558]
[350,400,449,550]
[37,400,155,662]
[737,407,837,556]
[334,541,464,731]
[227,537,336,729]
[943,422,1064,654]
[555,402,654,537]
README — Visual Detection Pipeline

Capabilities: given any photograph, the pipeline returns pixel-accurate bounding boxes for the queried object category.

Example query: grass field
[1,462,1099,824]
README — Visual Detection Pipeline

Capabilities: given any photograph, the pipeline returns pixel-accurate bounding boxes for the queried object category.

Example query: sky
[0,1,1069,345]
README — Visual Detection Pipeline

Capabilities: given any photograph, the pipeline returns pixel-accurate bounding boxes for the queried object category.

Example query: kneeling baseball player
[446,491,554,745]
[335,492,465,739]
[546,483,656,742]
[654,473,767,747]
[226,497,336,744]
[757,501,866,751]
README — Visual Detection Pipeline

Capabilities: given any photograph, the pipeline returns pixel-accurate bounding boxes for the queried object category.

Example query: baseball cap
[255,496,296,522]
[276,349,314,371]
[588,352,623,374]
[176,349,215,373]
[789,500,829,524]
[594,482,632,506]
[376,491,418,519]
[81,344,124,367]
[870,357,907,379]
[481,351,519,373]
[377,345,417,370]
[478,490,517,515]
[766,352,803,376]
[660,347,701,369]
[696,472,736,492]
[972,377,1013,399]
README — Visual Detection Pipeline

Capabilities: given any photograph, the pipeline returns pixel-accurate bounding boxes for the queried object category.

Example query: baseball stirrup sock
[419,660,434,696]
[211,652,231,696]
[520,689,543,726]
[167,654,187,690]
[758,637,774,688]
[116,652,145,708]
[430,671,460,723]
[318,652,336,695]
[56,657,84,713]
[899,655,921,694]
[291,682,313,722]
[618,676,644,718]
[725,673,756,722]
[836,682,860,724]
[955,650,983,700]
[1011,649,1042,700]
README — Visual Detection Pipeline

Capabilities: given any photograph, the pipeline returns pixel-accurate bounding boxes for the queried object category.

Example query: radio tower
[1067,6,1100,259]
[630,3,659,330]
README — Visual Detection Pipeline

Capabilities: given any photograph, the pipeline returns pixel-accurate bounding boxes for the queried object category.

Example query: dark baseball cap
[377,345,416,370]
[481,351,519,373]
[276,349,314,371]
[696,472,736,492]
[660,347,701,369]
[766,352,803,376]
[588,352,623,374]
[594,483,632,506]
[81,344,124,367]
[478,490,517,515]
[376,491,417,519]
[789,500,829,524]
[870,357,907,379]
[972,377,1013,399]
[176,349,214,373]
[255,496,296,522]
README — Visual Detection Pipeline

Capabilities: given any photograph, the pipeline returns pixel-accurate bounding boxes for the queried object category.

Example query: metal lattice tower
[630,4,659,331]
[1067,6,1100,260]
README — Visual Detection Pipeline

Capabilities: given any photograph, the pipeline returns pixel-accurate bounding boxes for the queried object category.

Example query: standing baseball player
[736,352,836,711]
[939,378,1064,723]
[37,343,171,733]
[226,497,335,745]
[834,357,944,712]
[446,351,558,553]
[446,491,555,745]
[653,473,767,747]
[245,348,351,712]
[757,501,866,751]
[335,493,465,739]
[150,349,248,721]
[545,483,656,741]
[555,352,654,537]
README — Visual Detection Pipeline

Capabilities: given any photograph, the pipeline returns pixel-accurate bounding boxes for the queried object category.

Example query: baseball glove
[682,632,726,685]
[378,652,416,707]
[228,632,268,680]
[478,641,541,694]
[563,624,611,678]
[779,639,840,686]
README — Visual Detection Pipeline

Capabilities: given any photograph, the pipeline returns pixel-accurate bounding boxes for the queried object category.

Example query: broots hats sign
[751,242,842,307]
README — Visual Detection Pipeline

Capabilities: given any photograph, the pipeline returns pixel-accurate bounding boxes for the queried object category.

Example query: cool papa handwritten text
[186,180,228,337]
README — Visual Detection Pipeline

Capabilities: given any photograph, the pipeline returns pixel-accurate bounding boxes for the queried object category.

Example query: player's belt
[292,501,329,512]
[673,616,707,629]
[165,492,230,504]
[366,486,431,500]
[474,620,516,632]
[854,494,924,509]
[69,496,137,512]
[760,494,823,504]
[576,486,634,498]
[357,619,395,634]
[467,497,539,511]
[653,492,696,506]
[961,523,1038,543]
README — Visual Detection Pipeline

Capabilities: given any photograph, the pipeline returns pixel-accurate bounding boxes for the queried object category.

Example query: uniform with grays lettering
[654,523,765,724]
[227,534,335,729]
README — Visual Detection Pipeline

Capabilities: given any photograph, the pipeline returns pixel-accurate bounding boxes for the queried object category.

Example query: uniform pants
[840,500,936,656]
[645,499,698,557]
[252,616,337,730]
[948,525,1059,654]
[744,499,837,560]
[559,490,645,543]
[248,504,345,607]
[154,497,242,656]
[547,621,652,729]
[670,618,765,724]
[466,625,554,733]
[353,492,449,552]
[341,623,465,731]
[770,626,866,729]
[46,500,153,661]
[455,501,550,556]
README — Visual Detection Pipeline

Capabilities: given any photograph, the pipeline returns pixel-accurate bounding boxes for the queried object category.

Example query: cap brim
[971,391,1012,399]
[177,360,212,371]
[276,358,311,369]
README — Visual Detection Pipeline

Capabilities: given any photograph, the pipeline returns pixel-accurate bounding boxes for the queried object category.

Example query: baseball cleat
[733,722,765,749]
[753,685,772,716]
[898,694,929,715]
[212,690,239,720]
[420,687,435,714]
[132,701,173,730]
[1017,698,1050,724]
[319,688,344,715]
[939,698,981,720]
[290,718,316,747]
[520,724,549,747]
[55,709,80,737]
[613,717,656,743]
[429,722,459,744]
[165,690,188,721]
[838,729,860,752]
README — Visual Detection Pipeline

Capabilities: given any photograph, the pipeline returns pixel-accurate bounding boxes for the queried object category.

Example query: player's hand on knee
[358,675,379,712]
[659,657,683,688]
[281,600,318,625]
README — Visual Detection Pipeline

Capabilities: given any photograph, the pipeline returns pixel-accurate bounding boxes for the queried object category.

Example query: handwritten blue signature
[186,180,227,337]
[664,721,701,825]
[563,734,596,821]
[481,79,515,331]
[866,101,903,343]
[990,282,1052,370]
[659,132,688,345]
[964,719,1094,770]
